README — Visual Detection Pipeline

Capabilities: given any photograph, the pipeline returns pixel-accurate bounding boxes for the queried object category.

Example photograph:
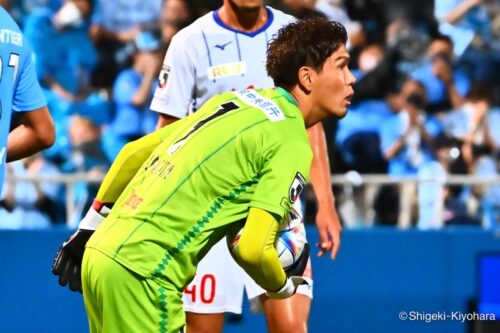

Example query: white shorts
[182,201,313,314]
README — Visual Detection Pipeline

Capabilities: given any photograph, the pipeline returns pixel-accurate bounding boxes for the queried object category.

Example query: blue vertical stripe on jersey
[201,30,213,70]
[234,32,242,65]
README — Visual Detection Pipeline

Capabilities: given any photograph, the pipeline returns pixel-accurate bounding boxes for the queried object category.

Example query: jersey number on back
[168,101,240,154]
[0,53,20,119]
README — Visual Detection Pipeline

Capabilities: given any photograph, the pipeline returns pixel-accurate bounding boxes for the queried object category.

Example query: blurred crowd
[0,0,499,230]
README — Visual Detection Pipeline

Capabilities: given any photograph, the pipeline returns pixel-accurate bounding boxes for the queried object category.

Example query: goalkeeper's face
[228,0,264,13]
[308,45,356,120]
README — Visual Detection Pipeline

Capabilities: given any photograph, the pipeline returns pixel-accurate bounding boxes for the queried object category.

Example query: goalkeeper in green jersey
[52,17,355,333]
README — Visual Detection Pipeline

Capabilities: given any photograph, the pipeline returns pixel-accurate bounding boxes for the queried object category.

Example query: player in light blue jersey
[0,8,55,190]
[149,1,343,332]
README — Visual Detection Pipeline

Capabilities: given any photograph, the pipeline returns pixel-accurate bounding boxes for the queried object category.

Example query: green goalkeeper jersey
[87,87,313,290]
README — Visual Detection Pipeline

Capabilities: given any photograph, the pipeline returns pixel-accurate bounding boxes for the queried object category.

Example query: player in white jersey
[150,1,342,332]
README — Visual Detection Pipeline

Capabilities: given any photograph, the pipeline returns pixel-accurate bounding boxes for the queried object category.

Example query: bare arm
[446,81,467,109]
[130,52,161,106]
[131,73,156,107]
[7,106,55,162]
[444,0,482,24]
[432,58,466,109]
[156,113,180,129]
[383,134,406,160]
[307,122,342,259]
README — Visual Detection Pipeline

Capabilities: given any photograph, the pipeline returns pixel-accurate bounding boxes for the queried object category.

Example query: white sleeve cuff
[266,278,295,300]
[78,206,108,231]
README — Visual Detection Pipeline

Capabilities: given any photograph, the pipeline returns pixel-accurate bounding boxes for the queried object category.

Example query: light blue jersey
[0,8,46,189]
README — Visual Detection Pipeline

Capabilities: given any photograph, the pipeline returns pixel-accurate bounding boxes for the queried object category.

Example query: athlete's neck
[218,3,268,33]
[289,86,327,129]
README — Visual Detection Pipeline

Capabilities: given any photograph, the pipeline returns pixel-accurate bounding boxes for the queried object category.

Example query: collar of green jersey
[276,87,298,107]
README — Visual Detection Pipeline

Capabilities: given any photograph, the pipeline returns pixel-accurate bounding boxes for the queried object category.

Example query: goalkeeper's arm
[96,127,168,203]
[52,126,171,292]
[232,207,309,299]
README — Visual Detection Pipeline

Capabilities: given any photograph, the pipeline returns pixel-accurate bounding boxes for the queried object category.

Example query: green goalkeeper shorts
[82,248,185,333]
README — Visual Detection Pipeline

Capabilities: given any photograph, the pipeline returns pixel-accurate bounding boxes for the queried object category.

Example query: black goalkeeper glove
[52,229,94,292]
[52,200,111,293]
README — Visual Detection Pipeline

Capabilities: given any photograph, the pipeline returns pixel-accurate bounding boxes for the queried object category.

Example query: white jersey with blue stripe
[150,7,295,119]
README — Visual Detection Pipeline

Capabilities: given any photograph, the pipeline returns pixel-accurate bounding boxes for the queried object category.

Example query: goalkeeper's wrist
[78,199,112,231]
[266,278,295,299]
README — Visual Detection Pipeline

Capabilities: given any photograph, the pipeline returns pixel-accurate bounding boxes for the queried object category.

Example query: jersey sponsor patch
[158,64,170,89]
[289,172,306,203]
[233,89,285,122]
[207,61,246,80]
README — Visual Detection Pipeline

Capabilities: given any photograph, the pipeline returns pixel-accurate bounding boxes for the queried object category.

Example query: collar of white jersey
[213,7,274,37]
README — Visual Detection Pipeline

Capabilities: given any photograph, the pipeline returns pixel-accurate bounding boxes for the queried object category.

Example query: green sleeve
[96,126,173,203]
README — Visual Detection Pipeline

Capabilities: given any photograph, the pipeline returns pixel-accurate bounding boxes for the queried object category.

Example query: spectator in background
[103,35,162,161]
[0,0,65,26]
[67,116,109,177]
[380,79,441,227]
[64,116,109,226]
[350,42,398,100]
[382,19,430,76]
[160,0,195,45]
[441,83,496,221]
[334,43,393,227]
[22,1,111,164]
[281,0,325,18]
[435,0,500,85]
[411,34,471,114]
[52,0,91,29]
[474,150,500,230]
[281,0,365,49]
[333,19,425,173]
[442,82,496,173]
[89,0,163,87]
[335,43,392,174]
[419,84,497,229]
[0,154,61,229]
[418,134,481,228]
[417,134,456,229]
[381,79,441,176]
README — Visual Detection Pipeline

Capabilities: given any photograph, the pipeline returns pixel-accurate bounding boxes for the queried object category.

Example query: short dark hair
[433,33,453,47]
[266,17,347,89]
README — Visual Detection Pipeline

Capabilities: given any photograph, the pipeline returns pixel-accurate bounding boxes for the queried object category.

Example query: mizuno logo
[214,41,232,50]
